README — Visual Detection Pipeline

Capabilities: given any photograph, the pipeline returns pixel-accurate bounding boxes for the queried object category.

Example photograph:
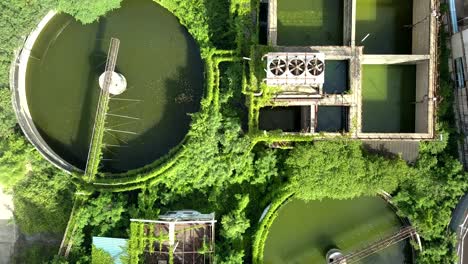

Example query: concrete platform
[0,187,18,264]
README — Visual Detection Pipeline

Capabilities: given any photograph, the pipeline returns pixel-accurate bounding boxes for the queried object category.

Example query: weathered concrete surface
[412,0,432,54]
[343,0,353,46]
[268,0,277,45]
[350,46,362,136]
[356,133,433,140]
[261,0,436,140]
[272,94,354,106]
[275,46,354,60]
[0,188,17,264]
[415,61,430,133]
[361,55,430,64]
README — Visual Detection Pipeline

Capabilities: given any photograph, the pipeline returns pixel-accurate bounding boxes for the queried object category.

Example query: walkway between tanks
[0,187,18,264]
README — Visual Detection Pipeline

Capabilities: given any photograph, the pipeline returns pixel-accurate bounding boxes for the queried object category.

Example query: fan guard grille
[269,58,287,76]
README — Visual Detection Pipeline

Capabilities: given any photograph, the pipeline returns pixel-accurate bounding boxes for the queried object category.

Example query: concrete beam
[349,47,363,135]
[412,0,432,54]
[271,94,355,106]
[356,133,433,140]
[351,0,356,47]
[426,0,437,139]
[343,0,352,46]
[361,55,430,64]
[274,46,354,60]
[268,0,277,46]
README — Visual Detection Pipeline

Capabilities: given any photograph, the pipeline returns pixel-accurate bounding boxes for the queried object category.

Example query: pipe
[449,0,459,33]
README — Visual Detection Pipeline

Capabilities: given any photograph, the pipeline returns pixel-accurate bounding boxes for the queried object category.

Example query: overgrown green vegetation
[91,245,114,264]
[56,0,122,24]
[286,140,408,200]
[0,1,466,264]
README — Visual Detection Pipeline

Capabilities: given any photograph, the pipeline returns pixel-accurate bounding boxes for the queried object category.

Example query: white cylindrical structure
[99,71,127,95]
[326,249,346,264]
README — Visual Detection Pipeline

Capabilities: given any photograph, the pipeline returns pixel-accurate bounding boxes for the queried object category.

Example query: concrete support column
[351,0,356,47]
[169,222,175,246]
[310,105,316,133]
[268,0,277,46]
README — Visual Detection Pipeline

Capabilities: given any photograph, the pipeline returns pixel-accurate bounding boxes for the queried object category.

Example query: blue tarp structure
[92,237,128,264]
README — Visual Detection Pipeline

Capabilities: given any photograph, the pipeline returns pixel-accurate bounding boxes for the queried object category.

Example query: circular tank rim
[11,6,206,176]
[10,10,80,174]
[254,191,420,263]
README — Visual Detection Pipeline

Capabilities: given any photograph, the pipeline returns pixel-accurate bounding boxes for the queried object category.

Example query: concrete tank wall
[415,61,430,133]
[412,0,431,54]
[10,11,79,174]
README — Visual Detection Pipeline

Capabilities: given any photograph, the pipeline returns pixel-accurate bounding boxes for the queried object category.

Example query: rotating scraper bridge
[85,37,120,181]
[58,38,122,257]
[329,226,419,264]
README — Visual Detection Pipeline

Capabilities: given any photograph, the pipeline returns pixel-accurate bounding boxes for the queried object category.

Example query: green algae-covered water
[263,197,411,264]
[277,0,343,46]
[26,0,204,172]
[356,0,413,54]
[362,65,416,133]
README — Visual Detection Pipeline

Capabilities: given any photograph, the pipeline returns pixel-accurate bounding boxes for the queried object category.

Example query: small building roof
[92,237,128,264]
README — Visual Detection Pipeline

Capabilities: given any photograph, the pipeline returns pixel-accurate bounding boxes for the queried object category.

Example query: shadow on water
[277,0,343,46]
[35,18,110,170]
[324,60,349,94]
[355,0,412,54]
[70,18,109,169]
[280,234,336,261]
[100,28,204,173]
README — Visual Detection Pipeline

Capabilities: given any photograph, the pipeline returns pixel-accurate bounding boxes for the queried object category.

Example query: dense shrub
[91,245,114,264]
[285,140,407,200]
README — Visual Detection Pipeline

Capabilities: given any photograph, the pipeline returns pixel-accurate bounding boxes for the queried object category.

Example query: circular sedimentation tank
[19,0,204,172]
[263,197,412,264]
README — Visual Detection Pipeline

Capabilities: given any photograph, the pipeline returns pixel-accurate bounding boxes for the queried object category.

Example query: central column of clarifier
[326,248,347,264]
[98,71,127,95]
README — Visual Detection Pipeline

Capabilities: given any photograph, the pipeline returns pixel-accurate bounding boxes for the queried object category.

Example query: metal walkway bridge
[330,226,418,264]
[84,37,120,181]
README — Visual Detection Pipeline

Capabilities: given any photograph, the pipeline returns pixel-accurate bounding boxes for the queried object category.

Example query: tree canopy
[285,140,408,200]
[56,0,122,24]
